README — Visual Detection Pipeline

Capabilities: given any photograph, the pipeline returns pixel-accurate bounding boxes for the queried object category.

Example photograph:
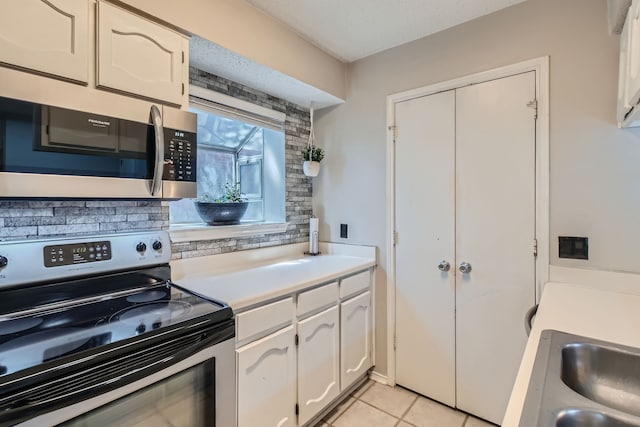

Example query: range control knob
[136,242,147,253]
[152,240,163,251]
[0,256,7,269]
[0,365,7,375]
[136,323,146,334]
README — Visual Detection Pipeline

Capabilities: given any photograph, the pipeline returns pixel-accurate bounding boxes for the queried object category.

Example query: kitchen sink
[556,409,640,427]
[519,330,640,426]
[561,343,640,417]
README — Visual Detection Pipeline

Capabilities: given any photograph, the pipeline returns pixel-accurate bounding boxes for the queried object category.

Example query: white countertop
[171,242,376,311]
[502,267,640,426]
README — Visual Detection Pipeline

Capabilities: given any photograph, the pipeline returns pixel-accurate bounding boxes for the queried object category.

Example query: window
[170,87,286,228]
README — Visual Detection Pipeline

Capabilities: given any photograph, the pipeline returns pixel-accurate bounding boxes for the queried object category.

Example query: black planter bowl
[194,201,249,225]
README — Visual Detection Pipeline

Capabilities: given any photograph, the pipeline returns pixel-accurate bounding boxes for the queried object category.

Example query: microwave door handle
[149,105,164,197]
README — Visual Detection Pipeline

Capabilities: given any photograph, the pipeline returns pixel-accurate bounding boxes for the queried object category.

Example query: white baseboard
[369,370,388,385]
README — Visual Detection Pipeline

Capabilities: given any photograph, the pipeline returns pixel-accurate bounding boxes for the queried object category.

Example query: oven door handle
[0,322,233,427]
[149,104,164,197]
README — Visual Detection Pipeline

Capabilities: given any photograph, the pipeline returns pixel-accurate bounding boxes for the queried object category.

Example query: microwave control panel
[164,129,196,182]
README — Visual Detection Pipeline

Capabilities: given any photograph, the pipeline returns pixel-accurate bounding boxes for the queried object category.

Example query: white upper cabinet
[625,0,640,107]
[0,0,89,83]
[97,1,187,106]
[618,0,640,127]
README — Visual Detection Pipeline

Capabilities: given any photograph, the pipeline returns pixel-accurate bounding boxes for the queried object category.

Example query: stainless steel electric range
[0,231,235,427]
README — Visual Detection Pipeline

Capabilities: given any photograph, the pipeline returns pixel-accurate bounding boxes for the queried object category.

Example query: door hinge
[294,334,299,346]
[388,125,397,142]
[182,51,185,64]
[526,99,538,119]
[393,333,397,350]
[393,230,398,246]
[182,83,185,96]
[295,403,299,415]
[533,238,538,257]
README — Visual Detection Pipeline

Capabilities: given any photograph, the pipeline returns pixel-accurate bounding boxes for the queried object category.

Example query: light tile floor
[315,381,499,427]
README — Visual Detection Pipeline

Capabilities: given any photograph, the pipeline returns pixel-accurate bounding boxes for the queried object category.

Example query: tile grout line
[397,394,420,425]
[352,394,419,425]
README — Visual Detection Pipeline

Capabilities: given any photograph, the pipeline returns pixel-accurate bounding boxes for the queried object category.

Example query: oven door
[7,323,235,427]
[17,338,235,427]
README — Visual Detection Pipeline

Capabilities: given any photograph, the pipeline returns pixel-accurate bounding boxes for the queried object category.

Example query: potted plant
[303,145,324,177]
[194,182,249,225]
[303,106,324,177]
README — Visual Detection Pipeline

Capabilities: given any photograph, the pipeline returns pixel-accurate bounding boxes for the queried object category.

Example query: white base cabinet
[237,326,297,427]
[340,290,372,390]
[235,268,374,427]
[297,305,340,426]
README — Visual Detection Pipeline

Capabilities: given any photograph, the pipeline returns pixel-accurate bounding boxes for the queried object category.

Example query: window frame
[169,86,288,242]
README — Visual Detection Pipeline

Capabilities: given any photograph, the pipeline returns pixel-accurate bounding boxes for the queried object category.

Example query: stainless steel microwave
[0,95,196,199]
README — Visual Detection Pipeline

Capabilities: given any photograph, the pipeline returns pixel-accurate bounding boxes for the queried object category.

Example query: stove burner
[0,317,43,336]
[109,301,192,331]
[126,289,169,303]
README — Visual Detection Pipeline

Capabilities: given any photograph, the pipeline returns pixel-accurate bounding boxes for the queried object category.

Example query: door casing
[385,57,550,387]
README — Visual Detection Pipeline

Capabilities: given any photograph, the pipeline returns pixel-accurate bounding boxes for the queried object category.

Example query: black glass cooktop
[0,266,231,378]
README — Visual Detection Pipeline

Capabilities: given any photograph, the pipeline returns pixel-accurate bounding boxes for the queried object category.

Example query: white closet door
[455,71,536,424]
[394,90,456,406]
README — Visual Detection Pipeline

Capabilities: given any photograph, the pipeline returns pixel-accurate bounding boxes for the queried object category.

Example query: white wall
[313,0,640,377]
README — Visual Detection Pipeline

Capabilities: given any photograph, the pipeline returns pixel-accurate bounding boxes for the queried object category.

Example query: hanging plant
[302,106,324,177]
[302,146,325,162]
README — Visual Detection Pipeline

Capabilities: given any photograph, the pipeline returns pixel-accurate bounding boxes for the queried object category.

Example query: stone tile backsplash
[0,201,169,239]
[0,68,313,259]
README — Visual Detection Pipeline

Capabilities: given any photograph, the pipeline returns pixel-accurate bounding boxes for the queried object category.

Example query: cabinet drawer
[297,281,338,317]
[340,270,371,299]
[236,297,294,342]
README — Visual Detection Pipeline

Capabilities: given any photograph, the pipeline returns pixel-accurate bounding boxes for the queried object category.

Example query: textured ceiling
[190,35,344,109]
[190,0,528,108]
[246,0,527,62]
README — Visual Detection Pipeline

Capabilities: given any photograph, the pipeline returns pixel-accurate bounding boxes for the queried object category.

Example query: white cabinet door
[0,0,89,83]
[237,326,297,427]
[96,1,186,106]
[625,0,640,108]
[298,305,340,426]
[340,291,372,390]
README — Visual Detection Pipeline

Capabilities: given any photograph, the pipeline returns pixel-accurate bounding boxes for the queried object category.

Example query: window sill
[169,222,289,243]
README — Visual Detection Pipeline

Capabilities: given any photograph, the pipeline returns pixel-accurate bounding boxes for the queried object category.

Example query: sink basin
[519,330,640,426]
[562,343,640,416]
[557,409,640,427]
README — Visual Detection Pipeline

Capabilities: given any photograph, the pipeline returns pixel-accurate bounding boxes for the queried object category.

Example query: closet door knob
[458,262,472,274]
[437,260,450,272]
